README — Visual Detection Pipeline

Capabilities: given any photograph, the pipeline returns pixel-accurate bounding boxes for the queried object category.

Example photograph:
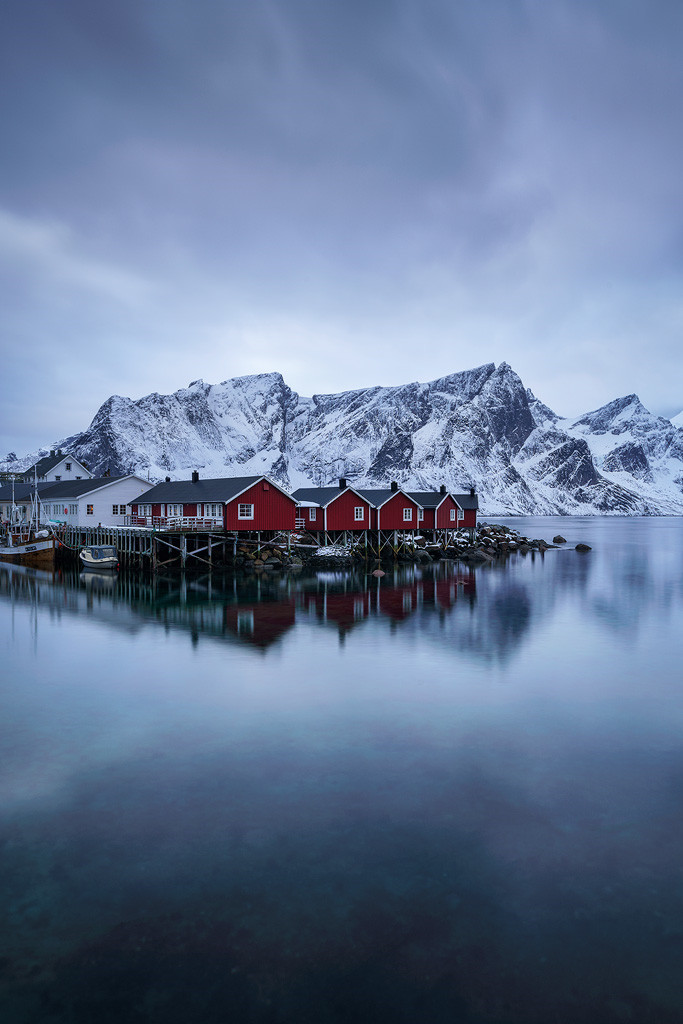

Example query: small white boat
[79,545,119,571]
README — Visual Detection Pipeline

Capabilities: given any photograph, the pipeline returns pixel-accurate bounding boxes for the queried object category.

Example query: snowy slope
[4,365,683,514]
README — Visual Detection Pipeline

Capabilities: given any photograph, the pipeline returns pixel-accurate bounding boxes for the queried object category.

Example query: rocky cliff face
[5,364,683,514]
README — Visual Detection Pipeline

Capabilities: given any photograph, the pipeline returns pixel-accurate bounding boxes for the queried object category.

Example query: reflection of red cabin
[223,600,296,649]
[301,589,371,633]
[377,581,421,622]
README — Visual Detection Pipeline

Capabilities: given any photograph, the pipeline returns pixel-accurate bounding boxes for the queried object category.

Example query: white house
[39,475,153,528]
[23,450,93,483]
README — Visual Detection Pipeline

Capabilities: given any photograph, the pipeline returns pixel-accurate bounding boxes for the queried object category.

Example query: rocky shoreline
[229,523,591,572]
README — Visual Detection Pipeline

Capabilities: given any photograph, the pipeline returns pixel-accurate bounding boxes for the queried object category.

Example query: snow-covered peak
[671,410,683,428]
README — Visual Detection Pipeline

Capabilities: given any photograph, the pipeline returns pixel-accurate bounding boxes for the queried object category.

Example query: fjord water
[2,518,683,1023]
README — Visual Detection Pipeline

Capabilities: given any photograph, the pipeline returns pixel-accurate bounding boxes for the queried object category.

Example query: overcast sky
[2,0,683,456]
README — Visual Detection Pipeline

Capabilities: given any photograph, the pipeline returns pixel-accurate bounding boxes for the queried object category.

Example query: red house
[129,473,296,532]
[293,479,373,532]
[356,484,422,531]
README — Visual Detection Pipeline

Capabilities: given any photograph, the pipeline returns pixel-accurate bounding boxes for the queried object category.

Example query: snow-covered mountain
[4,364,683,514]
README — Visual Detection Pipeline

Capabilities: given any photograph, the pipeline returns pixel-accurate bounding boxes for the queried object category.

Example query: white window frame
[450,508,456,521]
[238,503,254,520]
[457,508,464,521]
[65,462,71,471]
[418,509,424,522]
[354,506,364,521]
[309,507,317,521]
[86,505,94,515]
[402,507,413,522]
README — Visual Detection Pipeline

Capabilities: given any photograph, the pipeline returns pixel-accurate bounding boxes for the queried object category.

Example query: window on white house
[66,463,71,470]
[86,505,94,515]
[112,505,118,515]
[238,503,254,519]
[354,506,364,521]
[402,508,412,521]
[55,476,61,481]
[70,504,77,515]
[450,508,456,521]
[76,476,82,480]
[457,508,464,521]
[309,507,317,521]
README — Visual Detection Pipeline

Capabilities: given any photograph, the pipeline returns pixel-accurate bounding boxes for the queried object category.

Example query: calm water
[2,517,683,1023]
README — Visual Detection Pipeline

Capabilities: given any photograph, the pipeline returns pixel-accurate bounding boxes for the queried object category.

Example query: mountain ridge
[3,364,683,515]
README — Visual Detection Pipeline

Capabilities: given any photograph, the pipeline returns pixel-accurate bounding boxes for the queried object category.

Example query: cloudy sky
[2,0,683,456]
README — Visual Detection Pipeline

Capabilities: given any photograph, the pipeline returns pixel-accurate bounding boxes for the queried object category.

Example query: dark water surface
[2,517,683,1023]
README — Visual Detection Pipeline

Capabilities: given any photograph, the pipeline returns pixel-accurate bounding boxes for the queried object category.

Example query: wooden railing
[126,515,223,531]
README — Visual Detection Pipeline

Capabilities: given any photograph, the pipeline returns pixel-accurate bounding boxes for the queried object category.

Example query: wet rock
[575,542,592,552]
[553,534,566,543]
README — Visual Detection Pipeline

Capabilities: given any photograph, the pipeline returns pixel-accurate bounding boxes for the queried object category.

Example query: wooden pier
[54,523,472,573]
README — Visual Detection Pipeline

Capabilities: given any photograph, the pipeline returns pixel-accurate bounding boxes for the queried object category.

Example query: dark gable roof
[38,476,133,498]
[292,486,370,507]
[355,488,422,508]
[407,491,449,508]
[452,493,479,510]
[0,482,58,501]
[24,454,64,477]
[131,475,293,505]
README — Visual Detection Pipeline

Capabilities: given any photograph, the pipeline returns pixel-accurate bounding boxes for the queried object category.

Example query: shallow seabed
[2,517,683,1023]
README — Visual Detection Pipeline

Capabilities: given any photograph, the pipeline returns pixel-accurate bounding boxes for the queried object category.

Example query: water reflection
[2,519,683,1023]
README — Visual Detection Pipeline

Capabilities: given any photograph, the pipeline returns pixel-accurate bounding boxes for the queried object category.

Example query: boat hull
[79,551,118,571]
[0,537,56,569]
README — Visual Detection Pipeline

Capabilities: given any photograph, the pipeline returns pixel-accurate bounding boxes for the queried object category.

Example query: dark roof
[407,491,449,508]
[452,493,479,510]
[38,476,140,498]
[0,482,57,501]
[292,486,370,507]
[355,488,422,508]
[130,475,294,505]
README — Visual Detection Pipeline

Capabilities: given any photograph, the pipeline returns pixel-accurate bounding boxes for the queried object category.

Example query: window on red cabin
[354,506,364,521]
[418,509,424,522]
[403,508,412,521]
[450,508,456,521]
[458,508,464,521]
[309,508,317,521]
[238,503,254,519]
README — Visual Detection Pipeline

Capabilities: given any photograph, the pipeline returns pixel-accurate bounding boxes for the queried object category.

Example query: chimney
[390,480,398,492]
[58,449,63,456]
[339,477,347,490]
[192,470,199,483]
[165,476,171,483]
[50,450,55,457]
[470,486,475,496]
[439,484,447,495]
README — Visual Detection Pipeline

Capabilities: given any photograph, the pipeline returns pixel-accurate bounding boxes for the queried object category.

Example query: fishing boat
[0,477,57,568]
[79,545,119,571]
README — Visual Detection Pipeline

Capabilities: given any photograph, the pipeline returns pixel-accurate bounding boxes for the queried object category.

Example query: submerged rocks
[575,542,592,552]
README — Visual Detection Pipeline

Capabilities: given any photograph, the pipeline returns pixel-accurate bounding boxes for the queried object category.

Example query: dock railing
[126,515,223,531]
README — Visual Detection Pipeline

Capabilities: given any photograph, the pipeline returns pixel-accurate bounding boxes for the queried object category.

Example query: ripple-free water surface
[2,517,683,1023]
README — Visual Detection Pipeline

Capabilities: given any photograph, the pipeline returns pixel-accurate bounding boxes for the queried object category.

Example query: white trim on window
[402,507,412,521]
[457,508,464,521]
[418,509,424,522]
[354,506,364,521]
[450,508,456,521]
[238,503,254,520]
[309,507,317,521]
